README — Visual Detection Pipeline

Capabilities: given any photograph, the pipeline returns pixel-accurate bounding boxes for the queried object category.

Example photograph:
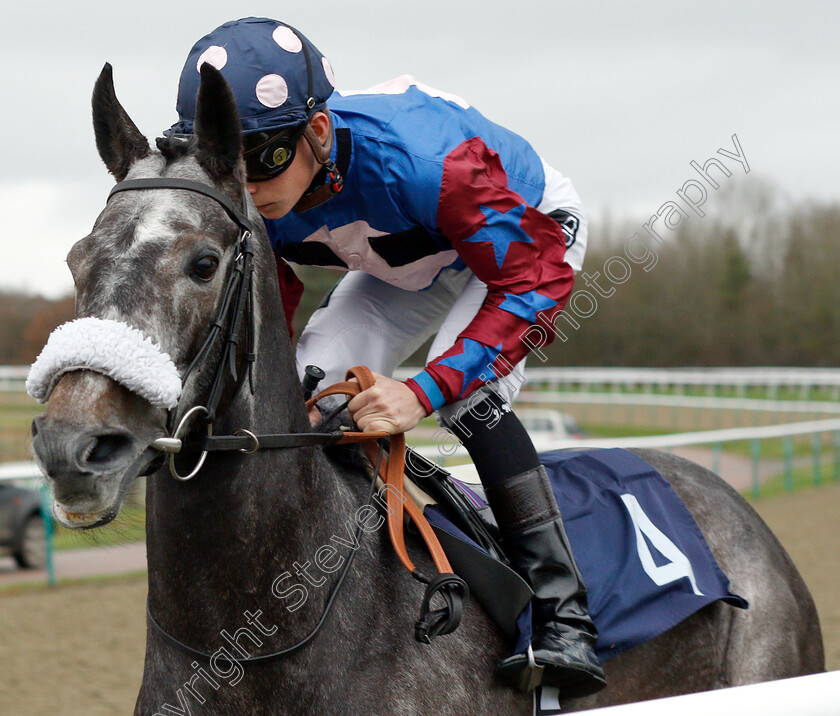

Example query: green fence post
[834,432,840,483]
[813,433,822,486]
[671,396,678,432]
[38,483,56,587]
[582,391,589,427]
[693,394,701,431]
[712,442,722,477]
[625,389,632,428]
[783,435,794,492]
[751,439,762,499]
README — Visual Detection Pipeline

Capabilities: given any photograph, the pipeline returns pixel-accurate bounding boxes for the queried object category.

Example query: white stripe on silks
[26,317,181,409]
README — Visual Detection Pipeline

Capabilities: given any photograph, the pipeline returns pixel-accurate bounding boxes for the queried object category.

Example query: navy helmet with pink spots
[167,17,336,136]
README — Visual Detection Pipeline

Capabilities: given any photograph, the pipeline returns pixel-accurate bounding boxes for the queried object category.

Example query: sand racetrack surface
[0,483,838,715]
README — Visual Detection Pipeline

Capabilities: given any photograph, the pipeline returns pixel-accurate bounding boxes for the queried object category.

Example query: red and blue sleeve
[403,137,575,413]
[273,252,304,340]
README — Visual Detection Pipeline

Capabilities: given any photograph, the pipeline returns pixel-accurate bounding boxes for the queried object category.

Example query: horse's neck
[145,239,359,650]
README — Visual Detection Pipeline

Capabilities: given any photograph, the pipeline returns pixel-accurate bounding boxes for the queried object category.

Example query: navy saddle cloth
[423,448,748,661]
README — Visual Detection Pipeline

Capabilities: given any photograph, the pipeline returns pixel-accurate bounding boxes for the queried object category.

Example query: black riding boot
[445,391,605,696]
[486,466,606,696]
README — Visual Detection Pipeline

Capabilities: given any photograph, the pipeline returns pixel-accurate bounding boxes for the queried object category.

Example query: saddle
[401,449,535,640]
[401,446,749,661]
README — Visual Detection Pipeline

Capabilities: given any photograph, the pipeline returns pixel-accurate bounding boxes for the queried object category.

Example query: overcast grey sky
[2,0,838,297]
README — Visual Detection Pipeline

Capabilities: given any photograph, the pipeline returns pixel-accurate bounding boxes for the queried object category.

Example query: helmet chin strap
[294,111,345,213]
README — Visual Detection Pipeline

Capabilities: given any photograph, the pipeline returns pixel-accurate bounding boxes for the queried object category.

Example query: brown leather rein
[308,366,457,584]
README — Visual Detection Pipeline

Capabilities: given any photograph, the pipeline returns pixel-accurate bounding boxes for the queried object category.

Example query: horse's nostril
[85,434,134,466]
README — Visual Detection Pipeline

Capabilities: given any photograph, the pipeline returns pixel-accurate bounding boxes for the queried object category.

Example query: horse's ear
[92,63,151,182]
[193,63,244,181]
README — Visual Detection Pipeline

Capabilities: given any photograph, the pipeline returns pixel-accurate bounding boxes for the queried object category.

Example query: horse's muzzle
[29,371,162,529]
[32,416,136,475]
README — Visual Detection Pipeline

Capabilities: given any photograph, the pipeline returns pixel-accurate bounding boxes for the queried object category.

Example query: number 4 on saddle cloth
[405,448,748,667]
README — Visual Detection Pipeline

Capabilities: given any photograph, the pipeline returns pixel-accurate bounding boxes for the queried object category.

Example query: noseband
[106,176,468,658]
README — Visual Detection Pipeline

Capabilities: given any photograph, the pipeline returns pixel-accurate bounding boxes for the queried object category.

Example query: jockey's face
[246,111,330,220]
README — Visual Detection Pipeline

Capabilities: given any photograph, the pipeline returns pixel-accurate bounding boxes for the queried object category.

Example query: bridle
[106,175,467,661]
[109,177,353,481]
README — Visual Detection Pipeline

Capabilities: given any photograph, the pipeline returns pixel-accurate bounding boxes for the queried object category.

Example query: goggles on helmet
[242,122,308,182]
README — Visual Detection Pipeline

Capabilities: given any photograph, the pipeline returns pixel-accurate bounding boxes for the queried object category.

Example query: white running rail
[572,670,840,716]
[0,365,29,391]
[517,390,840,415]
[410,418,840,461]
[393,366,840,397]
[7,365,840,394]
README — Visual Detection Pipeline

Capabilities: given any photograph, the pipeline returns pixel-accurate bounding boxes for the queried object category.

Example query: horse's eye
[191,255,219,282]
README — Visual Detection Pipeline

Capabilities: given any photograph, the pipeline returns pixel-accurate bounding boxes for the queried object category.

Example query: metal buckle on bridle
[233,428,260,454]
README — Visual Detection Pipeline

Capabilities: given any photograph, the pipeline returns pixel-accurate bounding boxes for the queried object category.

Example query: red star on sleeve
[405,137,576,412]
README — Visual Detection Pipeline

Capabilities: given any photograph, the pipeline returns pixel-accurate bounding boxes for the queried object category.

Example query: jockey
[168,17,605,696]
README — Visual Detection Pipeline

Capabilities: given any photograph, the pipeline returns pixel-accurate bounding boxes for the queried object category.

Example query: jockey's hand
[308,404,321,427]
[348,371,428,434]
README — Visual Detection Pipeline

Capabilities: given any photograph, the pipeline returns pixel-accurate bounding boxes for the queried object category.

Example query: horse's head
[29,63,253,528]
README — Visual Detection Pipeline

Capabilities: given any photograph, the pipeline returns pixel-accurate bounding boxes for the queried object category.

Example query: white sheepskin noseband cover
[26,317,181,409]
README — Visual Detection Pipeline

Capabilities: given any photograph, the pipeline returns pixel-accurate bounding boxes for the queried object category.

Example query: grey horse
[30,64,824,715]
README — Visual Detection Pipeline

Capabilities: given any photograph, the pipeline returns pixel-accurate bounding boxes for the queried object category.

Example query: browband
[109,178,252,233]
